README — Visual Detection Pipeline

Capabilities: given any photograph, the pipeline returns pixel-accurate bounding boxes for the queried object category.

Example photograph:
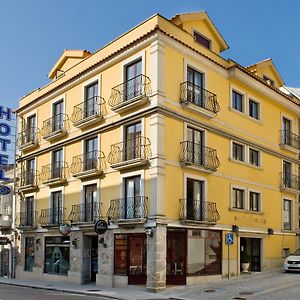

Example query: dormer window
[193,30,211,49]
[263,75,274,86]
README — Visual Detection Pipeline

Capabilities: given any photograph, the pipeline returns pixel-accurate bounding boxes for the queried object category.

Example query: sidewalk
[0,269,283,300]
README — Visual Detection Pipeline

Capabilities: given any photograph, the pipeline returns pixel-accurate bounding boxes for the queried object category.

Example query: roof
[281,86,300,99]
[170,11,229,52]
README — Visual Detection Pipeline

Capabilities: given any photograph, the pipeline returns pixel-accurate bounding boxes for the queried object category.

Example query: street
[0,285,112,300]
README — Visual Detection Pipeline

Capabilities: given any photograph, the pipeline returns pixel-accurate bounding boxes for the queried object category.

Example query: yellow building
[15,12,300,291]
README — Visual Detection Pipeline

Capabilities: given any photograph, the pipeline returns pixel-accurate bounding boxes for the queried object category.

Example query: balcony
[17,127,40,151]
[16,211,38,228]
[38,207,65,226]
[108,136,151,171]
[18,170,39,193]
[71,96,106,129]
[180,141,220,172]
[40,162,69,186]
[41,113,69,141]
[108,74,151,113]
[68,202,101,224]
[180,81,220,118]
[280,130,300,152]
[70,151,106,180]
[180,199,220,225]
[107,196,148,225]
[280,172,300,192]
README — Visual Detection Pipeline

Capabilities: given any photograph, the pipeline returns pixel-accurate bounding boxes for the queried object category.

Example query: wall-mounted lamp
[267,228,274,235]
[99,237,107,248]
[72,238,79,249]
[144,227,154,238]
[232,225,239,233]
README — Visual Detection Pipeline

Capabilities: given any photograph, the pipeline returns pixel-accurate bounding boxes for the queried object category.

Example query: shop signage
[0,105,13,183]
[0,237,9,245]
[59,223,71,236]
[0,185,11,195]
[94,219,108,235]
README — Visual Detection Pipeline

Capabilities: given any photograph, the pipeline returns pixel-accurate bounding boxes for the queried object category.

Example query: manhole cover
[86,289,101,291]
[239,292,254,295]
[203,289,216,293]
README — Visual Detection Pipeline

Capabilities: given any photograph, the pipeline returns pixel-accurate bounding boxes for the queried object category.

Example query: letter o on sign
[0,186,11,195]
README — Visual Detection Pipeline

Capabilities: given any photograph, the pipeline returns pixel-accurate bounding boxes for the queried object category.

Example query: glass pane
[114,235,127,275]
[129,235,146,275]
[167,232,185,276]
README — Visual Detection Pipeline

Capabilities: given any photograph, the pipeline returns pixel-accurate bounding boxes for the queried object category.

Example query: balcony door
[85,137,98,171]
[187,67,204,106]
[53,100,64,131]
[125,59,142,100]
[125,122,141,161]
[52,149,63,178]
[187,127,204,166]
[84,184,98,222]
[26,159,35,185]
[85,82,99,117]
[52,191,63,224]
[282,117,291,146]
[186,178,204,221]
[25,196,34,226]
[283,160,292,188]
[26,114,36,143]
[124,176,141,219]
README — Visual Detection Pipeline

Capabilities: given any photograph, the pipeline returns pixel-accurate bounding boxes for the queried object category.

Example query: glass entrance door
[167,229,186,285]
[128,234,146,284]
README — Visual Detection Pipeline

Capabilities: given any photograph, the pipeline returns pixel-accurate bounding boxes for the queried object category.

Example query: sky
[1,0,300,110]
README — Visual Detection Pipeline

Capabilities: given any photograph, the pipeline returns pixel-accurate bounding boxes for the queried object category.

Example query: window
[125,59,142,100]
[84,81,99,117]
[51,191,63,224]
[26,114,36,143]
[282,117,292,146]
[186,178,205,221]
[84,137,98,170]
[186,67,204,106]
[283,199,292,230]
[52,100,64,131]
[263,75,274,86]
[283,160,292,188]
[249,192,260,211]
[124,175,141,219]
[193,31,211,49]
[233,188,244,209]
[44,236,70,275]
[249,148,260,166]
[249,99,260,120]
[232,142,244,161]
[232,90,244,112]
[24,196,34,226]
[186,127,204,166]
[25,158,35,185]
[52,149,63,178]
[25,237,35,272]
[84,184,98,222]
[125,122,141,160]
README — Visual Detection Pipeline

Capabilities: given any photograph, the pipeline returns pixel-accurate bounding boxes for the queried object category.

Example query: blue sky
[1,0,300,110]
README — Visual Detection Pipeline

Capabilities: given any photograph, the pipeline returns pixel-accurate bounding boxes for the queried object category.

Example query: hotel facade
[15,12,300,291]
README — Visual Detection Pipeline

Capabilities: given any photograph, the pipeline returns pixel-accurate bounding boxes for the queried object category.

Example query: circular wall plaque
[94,219,108,235]
[59,223,71,236]
[0,186,11,195]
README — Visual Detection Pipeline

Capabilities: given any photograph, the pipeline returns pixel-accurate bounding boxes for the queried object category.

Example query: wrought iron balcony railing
[180,199,220,223]
[41,113,69,137]
[71,96,106,125]
[17,127,39,148]
[19,170,39,188]
[16,211,38,227]
[108,74,151,109]
[68,202,101,223]
[107,196,148,220]
[107,136,151,166]
[38,207,65,226]
[40,162,69,183]
[180,141,220,172]
[280,130,300,150]
[180,81,220,114]
[280,172,300,191]
[70,151,106,175]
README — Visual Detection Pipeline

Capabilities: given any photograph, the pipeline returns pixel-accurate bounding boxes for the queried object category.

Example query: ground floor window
[187,229,221,276]
[114,234,127,275]
[44,236,70,275]
[25,237,35,272]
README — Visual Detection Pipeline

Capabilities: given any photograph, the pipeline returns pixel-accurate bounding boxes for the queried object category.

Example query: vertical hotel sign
[0,105,13,195]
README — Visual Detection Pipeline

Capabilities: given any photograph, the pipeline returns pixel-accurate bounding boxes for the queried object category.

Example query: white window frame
[248,98,261,121]
[231,89,245,113]
[231,141,246,162]
[183,173,208,201]
[248,147,261,167]
[282,198,293,231]
[82,75,101,102]
[183,122,207,146]
[248,189,262,212]
[120,170,145,199]
[183,58,207,90]
[121,51,146,84]
[81,178,100,206]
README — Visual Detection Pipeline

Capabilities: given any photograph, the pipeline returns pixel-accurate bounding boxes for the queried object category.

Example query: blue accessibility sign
[225,233,234,245]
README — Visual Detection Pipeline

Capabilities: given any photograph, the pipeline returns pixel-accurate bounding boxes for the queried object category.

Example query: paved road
[0,285,112,300]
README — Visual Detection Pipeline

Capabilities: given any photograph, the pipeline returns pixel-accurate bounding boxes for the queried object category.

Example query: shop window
[187,229,221,275]
[114,234,127,275]
[44,236,70,275]
[25,237,35,272]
